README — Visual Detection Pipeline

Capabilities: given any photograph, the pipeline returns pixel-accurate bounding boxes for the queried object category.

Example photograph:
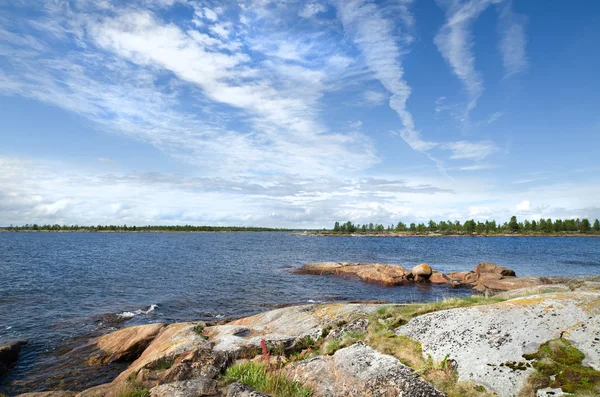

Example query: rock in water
[284,342,446,396]
[0,339,27,376]
[411,263,433,280]
[294,262,411,286]
[474,262,516,277]
[396,291,600,397]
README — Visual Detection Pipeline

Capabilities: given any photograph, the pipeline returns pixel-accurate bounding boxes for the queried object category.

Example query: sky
[0,0,599,228]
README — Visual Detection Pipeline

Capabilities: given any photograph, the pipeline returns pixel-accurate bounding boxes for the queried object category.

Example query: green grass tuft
[224,361,313,397]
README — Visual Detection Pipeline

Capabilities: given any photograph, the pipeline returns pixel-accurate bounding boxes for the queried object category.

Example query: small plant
[117,371,149,397]
[224,361,313,397]
[193,324,209,340]
[150,357,173,370]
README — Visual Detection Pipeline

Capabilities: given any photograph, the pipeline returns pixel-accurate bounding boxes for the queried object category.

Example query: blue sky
[0,0,598,227]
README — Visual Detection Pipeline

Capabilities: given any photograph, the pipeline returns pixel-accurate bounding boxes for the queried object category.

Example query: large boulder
[294,262,411,286]
[396,291,600,396]
[474,262,516,277]
[87,323,165,365]
[283,342,445,396]
[411,264,433,281]
[114,322,226,387]
[206,303,385,357]
[429,272,451,284]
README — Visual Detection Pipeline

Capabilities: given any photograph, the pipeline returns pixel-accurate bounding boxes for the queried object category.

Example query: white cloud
[445,140,499,161]
[362,90,387,106]
[435,0,492,119]
[299,2,327,19]
[0,3,377,178]
[487,111,503,124]
[498,1,528,77]
[516,200,530,211]
[337,0,437,155]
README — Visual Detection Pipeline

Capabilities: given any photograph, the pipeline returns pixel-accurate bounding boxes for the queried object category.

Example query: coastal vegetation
[223,361,313,397]
[328,216,600,235]
[1,224,294,232]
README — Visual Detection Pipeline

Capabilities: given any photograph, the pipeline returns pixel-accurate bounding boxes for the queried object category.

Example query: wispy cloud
[434,0,492,119]
[497,1,528,77]
[337,0,439,155]
[445,140,499,161]
[0,1,377,178]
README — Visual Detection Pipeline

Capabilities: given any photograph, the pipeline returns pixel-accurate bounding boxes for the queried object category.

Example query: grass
[116,372,150,397]
[224,361,313,397]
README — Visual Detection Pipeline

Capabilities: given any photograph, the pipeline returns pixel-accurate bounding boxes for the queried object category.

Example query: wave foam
[117,304,158,319]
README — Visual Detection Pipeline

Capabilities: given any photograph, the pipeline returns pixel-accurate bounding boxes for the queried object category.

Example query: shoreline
[295,231,600,237]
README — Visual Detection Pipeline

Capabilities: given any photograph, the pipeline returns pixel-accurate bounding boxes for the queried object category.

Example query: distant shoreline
[294,231,600,238]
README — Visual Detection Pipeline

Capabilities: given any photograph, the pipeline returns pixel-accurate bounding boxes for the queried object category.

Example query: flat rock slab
[206,303,385,356]
[396,292,600,397]
[87,323,165,365]
[150,377,218,396]
[284,342,445,396]
[295,262,411,286]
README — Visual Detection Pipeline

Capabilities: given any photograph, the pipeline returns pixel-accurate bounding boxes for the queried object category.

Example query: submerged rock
[284,342,446,396]
[396,291,600,396]
[0,339,27,376]
[294,262,411,286]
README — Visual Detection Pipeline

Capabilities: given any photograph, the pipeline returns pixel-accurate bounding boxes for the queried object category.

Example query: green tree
[579,218,591,233]
[544,218,554,234]
[427,220,437,232]
[333,222,340,232]
[593,219,600,233]
[409,223,416,233]
[508,216,519,233]
[463,219,476,234]
[396,222,407,232]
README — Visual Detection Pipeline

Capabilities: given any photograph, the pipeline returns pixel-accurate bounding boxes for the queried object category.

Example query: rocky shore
[2,276,600,397]
[294,261,598,295]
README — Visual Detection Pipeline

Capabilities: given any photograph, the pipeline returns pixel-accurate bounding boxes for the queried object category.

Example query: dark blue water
[1,232,599,392]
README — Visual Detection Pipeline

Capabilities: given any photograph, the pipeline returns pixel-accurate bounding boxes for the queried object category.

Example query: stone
[224,383,270,397]
[87,323,165,365]
[294,262,411,286]
[0,339,27,366]
[206,303,385,357]
[474,262,516,277]
[114,322,227,387]
[283,342,445,396]
[447,271,479,283]
[411,263,433,279]
[396,291,600,397]
[473,276,546,293]
[149,377,218,396]
[429,272,451,284]
[325,318,370,341]
[495,284,571,299]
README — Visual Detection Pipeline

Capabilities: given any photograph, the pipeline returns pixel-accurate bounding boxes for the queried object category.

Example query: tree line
[2,224,293,232]
[331,216,600,235]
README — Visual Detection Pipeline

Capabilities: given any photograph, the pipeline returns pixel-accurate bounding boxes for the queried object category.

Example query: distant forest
[2,224,294,232]
[330,216,600,235]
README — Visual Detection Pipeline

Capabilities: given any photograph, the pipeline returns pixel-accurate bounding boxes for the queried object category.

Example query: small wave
[117,304,158,319]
